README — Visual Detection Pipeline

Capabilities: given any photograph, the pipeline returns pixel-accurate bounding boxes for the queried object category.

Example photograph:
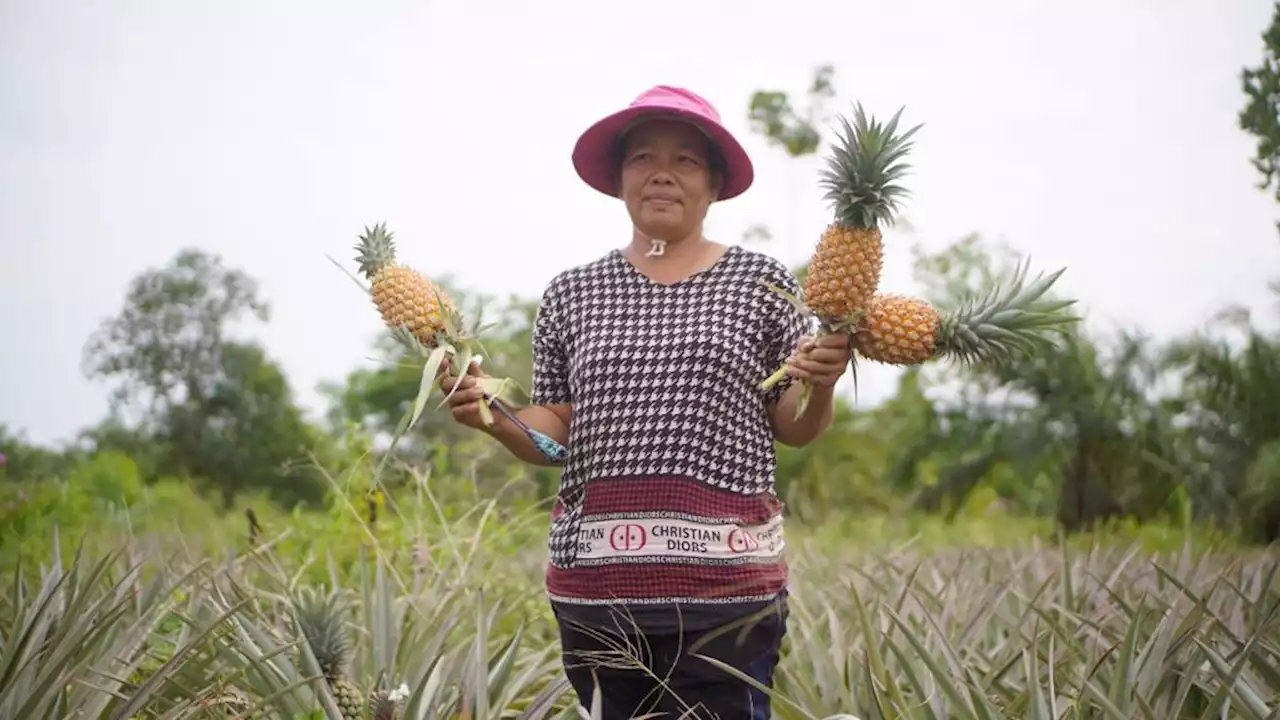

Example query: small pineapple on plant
[853,259,1079,367]
[368,671,410,720]
[291,586,365,720]
[760,102,921,416]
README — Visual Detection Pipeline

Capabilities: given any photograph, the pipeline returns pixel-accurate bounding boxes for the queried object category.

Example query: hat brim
[571,105,754,202]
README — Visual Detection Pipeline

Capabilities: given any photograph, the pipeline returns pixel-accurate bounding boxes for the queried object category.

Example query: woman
[438,85,850,719]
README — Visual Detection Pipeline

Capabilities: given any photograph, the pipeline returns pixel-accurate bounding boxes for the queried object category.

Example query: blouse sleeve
[530,276,572,406]
[760,262,812,406]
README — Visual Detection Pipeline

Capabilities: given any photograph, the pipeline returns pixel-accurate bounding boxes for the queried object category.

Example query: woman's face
[618,118,721,241]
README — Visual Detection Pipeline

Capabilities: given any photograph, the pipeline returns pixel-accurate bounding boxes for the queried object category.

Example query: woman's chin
[636,217,685,240]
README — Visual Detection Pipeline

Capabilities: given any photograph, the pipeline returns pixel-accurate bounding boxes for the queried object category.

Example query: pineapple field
[4,477,1280,720]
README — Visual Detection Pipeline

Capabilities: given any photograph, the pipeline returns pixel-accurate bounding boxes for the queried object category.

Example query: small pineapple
[804,103,921,324]
[346,222,538,435]
[369,687,396,720]
[293,586,365,720]
[354,222,456,347]
[855,261,1079,366]
[367,673,408,720]
[854,293,941,365]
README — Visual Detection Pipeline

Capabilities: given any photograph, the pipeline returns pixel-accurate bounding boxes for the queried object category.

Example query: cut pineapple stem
[759,364,790,391]
[757,321,855,397]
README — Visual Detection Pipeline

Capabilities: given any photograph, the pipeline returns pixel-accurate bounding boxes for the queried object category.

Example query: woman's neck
[622,227,727,284]
[627,226,704,261]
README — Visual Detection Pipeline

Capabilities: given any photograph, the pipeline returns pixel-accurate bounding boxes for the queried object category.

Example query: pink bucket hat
[571,85,754,202]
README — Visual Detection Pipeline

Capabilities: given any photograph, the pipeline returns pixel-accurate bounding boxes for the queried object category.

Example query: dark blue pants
[557,604,787,720]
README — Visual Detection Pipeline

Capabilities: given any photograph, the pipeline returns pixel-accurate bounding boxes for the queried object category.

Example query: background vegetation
[4,8,1280,717]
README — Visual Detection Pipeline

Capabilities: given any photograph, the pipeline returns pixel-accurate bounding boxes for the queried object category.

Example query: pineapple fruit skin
[370,264,453,346]
[331,677,365,720]
[803,224,883,322]
[369,687,398,720]
[854,293,941,365]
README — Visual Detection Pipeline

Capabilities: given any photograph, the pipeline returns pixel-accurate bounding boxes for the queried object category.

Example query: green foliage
[747,64,836,159]
[1241,1,1280,204]
[82,248,271,417]
[13,220,1280,552]
[76,247,329,508]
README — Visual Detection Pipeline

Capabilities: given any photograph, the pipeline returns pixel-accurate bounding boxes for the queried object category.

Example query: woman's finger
[813,333,850,349]
[446,386,486,406]
[789,356,840,375]
[805,347,849,364]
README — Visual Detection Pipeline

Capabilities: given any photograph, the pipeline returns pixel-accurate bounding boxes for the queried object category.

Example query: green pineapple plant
[292,586,365,720]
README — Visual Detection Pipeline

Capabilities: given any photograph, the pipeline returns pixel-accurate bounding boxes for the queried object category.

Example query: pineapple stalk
[760,103,921,416]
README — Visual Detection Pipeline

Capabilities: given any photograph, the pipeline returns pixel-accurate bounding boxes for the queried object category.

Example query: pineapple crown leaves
[820,102,922,230]
[289,585,354,675]
[354,221,398,281]
[938,258,1081,365]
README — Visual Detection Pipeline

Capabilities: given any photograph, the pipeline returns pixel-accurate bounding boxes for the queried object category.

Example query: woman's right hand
[437,359,492,430]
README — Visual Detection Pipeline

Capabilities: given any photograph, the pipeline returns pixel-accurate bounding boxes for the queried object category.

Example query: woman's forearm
[769,382,835,447]
[483,404,572,466]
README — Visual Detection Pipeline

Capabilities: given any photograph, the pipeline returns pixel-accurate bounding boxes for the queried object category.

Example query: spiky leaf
[820,103,922,230]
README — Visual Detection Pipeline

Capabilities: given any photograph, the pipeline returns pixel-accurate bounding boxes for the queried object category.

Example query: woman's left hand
[785,333,852,388]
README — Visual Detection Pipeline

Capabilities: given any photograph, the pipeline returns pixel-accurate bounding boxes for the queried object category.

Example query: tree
[1240,1,1280,299]
[0,425,76,483]
[1163,312,1280,541]
[744,64,839,267]
[1240,1,1280,206]
[170,341,328,508]
[897,235,1187,530]
[747,64,836,158]
[83,248,270,424]
[83,248,325,507]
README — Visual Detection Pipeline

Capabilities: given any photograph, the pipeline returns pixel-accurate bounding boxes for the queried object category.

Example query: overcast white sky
[3,0,1278,447]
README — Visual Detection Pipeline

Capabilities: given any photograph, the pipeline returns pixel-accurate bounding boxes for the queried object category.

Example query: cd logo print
[726,528,760,553]
[609,524,648,552]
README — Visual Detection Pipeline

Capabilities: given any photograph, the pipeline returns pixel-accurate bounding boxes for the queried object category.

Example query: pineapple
[854,293,940,366]
[369,687,397,720]
[758,102,921,415]
[804,103,921,324]
[354,222,456,347]
[855,261,1079,366]
[292,586,365,720]
[349,221,504,429]
[367,672,408,720]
